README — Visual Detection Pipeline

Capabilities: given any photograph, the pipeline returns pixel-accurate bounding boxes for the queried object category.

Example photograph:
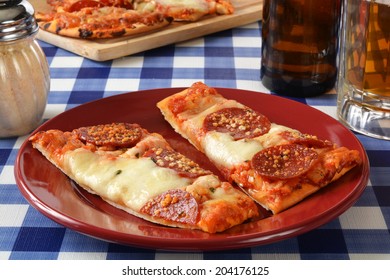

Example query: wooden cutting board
[31,0,263,61]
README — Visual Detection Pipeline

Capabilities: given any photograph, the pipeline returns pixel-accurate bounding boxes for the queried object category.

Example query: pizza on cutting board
[29,122,259,233]
[157,82,362,214]
[35,0,234,39]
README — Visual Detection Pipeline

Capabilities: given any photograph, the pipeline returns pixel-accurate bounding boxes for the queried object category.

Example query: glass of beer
[337,0,390,140]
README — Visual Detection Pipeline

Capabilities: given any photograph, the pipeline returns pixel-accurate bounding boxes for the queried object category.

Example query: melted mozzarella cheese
[202,124,297,168]
[64,149,191,211]
[203,131,263,168]
[257,124,298,148]
[157,0,209,12]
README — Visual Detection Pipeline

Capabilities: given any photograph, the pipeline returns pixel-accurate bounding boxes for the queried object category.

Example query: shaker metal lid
[0,0,38,42]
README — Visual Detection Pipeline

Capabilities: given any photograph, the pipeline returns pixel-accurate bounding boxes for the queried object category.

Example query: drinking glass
[337,0,390,140]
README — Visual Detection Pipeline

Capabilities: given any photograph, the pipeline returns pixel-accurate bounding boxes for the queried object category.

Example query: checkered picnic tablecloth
[1,22,390,260]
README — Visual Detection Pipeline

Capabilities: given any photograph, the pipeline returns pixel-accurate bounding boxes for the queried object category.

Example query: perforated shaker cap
[0,0,38,42]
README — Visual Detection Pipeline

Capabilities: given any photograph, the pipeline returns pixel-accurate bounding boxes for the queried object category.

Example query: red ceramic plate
[15,88,369,251]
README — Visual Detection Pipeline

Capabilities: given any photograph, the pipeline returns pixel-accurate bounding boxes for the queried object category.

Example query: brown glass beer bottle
[260,0,341,97]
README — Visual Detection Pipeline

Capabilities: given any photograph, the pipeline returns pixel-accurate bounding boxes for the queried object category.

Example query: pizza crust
[39,19,172,39]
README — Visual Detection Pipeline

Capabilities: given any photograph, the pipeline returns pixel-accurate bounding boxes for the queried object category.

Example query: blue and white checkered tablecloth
[1,22,390,260]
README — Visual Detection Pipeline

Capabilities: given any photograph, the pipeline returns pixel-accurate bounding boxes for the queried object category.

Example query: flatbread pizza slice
[45,0,134,12]
[157,82,363,214]
[35,0,234,39]
[29,122,259,233]
[35,5,173,39]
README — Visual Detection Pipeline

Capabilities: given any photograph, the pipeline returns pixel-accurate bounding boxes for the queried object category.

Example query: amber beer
[260,0,341,97]
[337,0,390,140]
[341,0,390,96]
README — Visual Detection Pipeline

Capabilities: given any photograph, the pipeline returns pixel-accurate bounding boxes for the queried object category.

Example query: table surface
[1,21,390,260]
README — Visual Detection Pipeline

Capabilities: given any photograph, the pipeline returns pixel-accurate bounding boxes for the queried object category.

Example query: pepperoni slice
[68,0,104,12]
[68,0,133,12]
[281,131,334,148]
[251,144,319,179]
[140,189,199,225]
[74,123,143,148]
[143,147,212,178]
[203,107,271,140]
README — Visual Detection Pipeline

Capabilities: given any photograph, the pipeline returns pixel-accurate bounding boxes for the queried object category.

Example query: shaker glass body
[337,0,390,140]
[260,0,341,97]
[0,35,50,137]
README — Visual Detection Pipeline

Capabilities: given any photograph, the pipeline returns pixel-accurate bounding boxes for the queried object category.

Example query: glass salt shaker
[0,0,50,138]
